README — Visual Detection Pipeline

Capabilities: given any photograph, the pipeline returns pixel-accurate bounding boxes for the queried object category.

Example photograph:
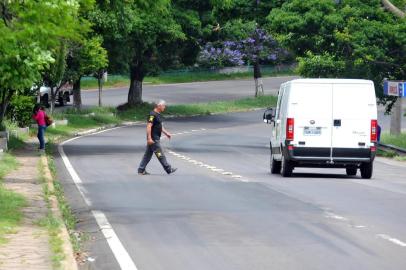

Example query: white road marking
[59,127,138,270]
[58,143,92,206]
[324,212,349,221]
[168,150,248,184]
[377,234,406,247]
[93,211,139,270]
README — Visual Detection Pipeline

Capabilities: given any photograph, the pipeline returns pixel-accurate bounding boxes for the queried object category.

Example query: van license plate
[304,127,321,136]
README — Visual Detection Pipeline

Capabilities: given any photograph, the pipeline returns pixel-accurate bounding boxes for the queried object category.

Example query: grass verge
[378,133,406,161]
[381,133,406,149]
[80,68,296,90]
[0,154,26,245]
[43,144,85,260]
[37,159,65,269]
[46,95,277,142]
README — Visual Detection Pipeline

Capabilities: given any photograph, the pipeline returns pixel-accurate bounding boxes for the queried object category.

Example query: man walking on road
[138,100,177,175]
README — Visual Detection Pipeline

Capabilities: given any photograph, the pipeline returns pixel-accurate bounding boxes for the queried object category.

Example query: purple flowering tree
[198,28,281,97]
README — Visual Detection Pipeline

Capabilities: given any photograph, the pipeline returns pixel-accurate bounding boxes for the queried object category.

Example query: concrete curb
[41,155,78,270]
[74,121,142,137]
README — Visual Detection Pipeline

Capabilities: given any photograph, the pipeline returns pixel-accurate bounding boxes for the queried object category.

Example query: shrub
[7,95,36,127]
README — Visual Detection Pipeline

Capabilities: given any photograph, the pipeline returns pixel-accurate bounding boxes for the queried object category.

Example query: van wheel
[41,95,50,108]
[360,162,373,179]
[280,153,293,177]
[270,148,281,174]
[58,96,66,106]
[346,167,357,176]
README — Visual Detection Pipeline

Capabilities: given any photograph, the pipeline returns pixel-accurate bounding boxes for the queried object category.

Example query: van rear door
[331,83,376,158]
[290,83,333,157]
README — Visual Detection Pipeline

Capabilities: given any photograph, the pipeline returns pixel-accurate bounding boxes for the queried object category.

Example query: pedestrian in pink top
[32,104,47,150]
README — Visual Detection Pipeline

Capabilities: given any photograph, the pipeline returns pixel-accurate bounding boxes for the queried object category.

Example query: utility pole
[384,80,404,135]
[390,98,402,135]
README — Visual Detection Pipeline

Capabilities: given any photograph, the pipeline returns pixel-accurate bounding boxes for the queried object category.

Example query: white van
[263,79,378,178]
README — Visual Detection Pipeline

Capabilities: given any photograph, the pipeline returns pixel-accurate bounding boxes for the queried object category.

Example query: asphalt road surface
[80,76,297,106]
[71,77,405,131]
[57,110,406,270]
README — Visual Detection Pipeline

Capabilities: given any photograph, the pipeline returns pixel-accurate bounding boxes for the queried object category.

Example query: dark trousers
[37,125,46,150]
[138,140,171,173]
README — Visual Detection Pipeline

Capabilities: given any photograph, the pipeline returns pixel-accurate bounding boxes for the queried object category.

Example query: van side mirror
[263,108,275,124]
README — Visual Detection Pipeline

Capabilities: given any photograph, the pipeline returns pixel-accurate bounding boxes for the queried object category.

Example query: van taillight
[371,120,377,142]
[287,118,294,141]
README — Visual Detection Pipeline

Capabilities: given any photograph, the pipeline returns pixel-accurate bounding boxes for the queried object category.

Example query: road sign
[383,80,406,97]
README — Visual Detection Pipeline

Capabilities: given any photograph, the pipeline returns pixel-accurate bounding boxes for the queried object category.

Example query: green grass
[4,120,31,150]
[46,95,277,142]
[45,145,84,255]
[117,95,277,121]
[80,68,296,90]
[0,153,18,179]
[36,214,65,269]
[381,132,406,149]
[0,154,26,245]
[37,159,67,269]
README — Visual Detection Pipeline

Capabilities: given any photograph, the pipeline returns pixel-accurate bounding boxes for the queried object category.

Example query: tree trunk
[73,78,82,111]
[128,64,144,106]
[254,62,264,97]
[0,90,12,127]
[50,87,56,114]
[382,0,405,18]
[98,76,103,107]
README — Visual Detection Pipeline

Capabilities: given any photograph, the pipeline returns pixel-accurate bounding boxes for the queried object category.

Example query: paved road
[57,110,406,270]
[68,77,405,131]
[80,76,297,106]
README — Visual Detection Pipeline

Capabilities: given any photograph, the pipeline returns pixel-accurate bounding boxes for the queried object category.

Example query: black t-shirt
[147,111,162,140]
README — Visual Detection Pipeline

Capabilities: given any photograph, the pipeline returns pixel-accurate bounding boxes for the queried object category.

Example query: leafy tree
[40,0,94,113]
[198,28,281,96]
[204,0,288,96]
[90,0,185,106]
[42,42,68,113]
[267,0,406,108]
[67,36,108,110]
[0,0,80,127]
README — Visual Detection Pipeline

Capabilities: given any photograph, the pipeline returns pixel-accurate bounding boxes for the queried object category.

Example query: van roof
[286,78,373,85]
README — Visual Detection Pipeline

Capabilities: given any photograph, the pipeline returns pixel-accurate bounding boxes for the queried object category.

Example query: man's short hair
[156,100,166,107]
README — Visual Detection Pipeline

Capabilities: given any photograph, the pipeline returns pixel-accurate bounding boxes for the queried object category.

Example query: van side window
[276,86,285,119]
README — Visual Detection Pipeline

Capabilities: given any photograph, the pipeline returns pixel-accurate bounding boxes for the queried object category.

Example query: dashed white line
[353,225,367,229]
[168,150,246,182]
[377,234,406,247]
[324,212,349,221]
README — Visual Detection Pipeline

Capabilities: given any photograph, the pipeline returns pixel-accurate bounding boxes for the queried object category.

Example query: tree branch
[381,0,405,18]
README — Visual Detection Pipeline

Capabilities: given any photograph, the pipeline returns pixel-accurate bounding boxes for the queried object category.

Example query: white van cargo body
[263,79,378,178]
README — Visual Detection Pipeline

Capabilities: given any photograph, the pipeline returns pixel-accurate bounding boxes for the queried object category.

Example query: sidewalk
[0,145,52,269]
